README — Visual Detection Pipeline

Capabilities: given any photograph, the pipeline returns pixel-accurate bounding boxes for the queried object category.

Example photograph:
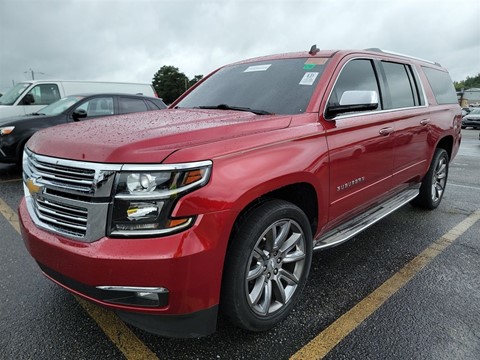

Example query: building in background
[458,88,480,107]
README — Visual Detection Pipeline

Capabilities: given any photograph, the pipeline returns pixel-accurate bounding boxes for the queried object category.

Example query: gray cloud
[1,0,479,93]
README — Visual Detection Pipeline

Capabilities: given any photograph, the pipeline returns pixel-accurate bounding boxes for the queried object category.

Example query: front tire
[221,200,312,332]
[411,148,449,210]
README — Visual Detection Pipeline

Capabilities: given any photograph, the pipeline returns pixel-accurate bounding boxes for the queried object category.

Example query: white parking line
[449,182,480,190]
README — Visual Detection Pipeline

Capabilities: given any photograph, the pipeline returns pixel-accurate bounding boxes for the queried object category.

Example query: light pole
[24,68,44,80]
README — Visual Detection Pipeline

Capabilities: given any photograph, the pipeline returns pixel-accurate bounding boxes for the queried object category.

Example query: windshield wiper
[198,104,272,115]
[30,112,46,116]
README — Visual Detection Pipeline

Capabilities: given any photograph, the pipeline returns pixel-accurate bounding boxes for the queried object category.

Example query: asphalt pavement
[0,130,479,359]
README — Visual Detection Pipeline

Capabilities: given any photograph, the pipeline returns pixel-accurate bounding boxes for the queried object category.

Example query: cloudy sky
[0,0,479,93]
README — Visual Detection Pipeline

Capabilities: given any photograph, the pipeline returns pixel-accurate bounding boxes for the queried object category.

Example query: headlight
[0,126,15,136]
[108,161,212,237]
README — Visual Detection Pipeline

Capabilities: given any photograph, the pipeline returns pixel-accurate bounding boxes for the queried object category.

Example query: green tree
[152,66,189,104]
[454,73,480,91]
[188,75,203,88]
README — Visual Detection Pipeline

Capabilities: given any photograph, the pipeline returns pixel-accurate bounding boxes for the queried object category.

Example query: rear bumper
[18,197,234,337]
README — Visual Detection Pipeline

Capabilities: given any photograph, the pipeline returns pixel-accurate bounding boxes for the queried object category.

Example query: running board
[313,187,419,251]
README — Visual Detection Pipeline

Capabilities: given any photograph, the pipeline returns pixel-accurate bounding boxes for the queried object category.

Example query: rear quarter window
[119,97,149,114]
[422,67,458,105]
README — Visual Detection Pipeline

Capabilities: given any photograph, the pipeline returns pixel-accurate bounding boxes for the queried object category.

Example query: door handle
[420,119,431,126]
[379,127,394,136]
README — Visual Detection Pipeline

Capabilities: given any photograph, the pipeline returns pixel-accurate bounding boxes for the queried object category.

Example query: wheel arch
[436,135,453,161]
[228,182,319,248]
[16,136,32,163]
[220,196,315,331]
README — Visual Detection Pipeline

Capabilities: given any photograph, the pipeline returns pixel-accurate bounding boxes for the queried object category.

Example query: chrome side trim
[364,48,438,65]
[322,56,429,121]
[313,186,420,251]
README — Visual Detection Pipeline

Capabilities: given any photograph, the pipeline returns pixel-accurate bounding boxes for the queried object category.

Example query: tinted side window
[76,97,114,117]
[146,99,166,110]
[328,59,380,113]
[422,67,458,105]
[382,62,415,109]
[119,98,148,114]
[27,84,60,106]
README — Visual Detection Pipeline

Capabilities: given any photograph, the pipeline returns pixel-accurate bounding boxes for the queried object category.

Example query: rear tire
[221,200,312,331]
[411,148,449,210]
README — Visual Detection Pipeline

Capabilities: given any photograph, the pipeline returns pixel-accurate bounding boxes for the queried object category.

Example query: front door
[323,58,395,226]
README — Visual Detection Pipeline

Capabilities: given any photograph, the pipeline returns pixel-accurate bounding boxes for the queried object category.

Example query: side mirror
[72,109,88,121]
[21,93,35,105]
[326,90,379,118]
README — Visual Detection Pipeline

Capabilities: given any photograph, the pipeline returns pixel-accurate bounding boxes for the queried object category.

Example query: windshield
[176,58,328,115]
[0,83,31,105]
[36,95,85,116]
[470,108,480,115]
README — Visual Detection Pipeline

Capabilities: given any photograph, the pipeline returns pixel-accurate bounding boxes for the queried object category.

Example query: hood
[0,105,27,120]
[464,113,480,119]
[27,109,291,163]
[0,113,48,126]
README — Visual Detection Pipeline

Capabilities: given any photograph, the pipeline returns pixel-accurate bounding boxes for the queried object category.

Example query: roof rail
[364,48,441,66]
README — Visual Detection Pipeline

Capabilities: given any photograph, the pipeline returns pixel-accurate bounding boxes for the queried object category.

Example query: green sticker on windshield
[303,63,316,70]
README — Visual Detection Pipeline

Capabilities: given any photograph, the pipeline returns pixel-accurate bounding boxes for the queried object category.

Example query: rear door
[323,58,395,226]
[378,61,430,188]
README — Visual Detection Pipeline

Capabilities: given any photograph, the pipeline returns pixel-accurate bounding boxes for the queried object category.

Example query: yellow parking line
[4,187,479,360]
[291,209,480,360]
[0,196,160,360]
[0,178,22,183]
[76,298,159,360]
[0,197,20,233]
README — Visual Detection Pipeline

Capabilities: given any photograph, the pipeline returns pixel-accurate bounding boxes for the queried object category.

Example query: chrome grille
[33,197,88,237]
[23,149,121,242]
[28,154,96,193]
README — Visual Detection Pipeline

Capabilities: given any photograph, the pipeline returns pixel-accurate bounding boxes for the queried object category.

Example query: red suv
[19,47,461,337]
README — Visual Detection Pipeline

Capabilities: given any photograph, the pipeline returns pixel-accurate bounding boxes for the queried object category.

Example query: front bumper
[0,136,18,163]
[462,118,480,127]
[19,197,234,337]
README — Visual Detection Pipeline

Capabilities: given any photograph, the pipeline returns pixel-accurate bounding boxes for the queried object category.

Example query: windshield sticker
[305,58,328,65]
[299,72,319,86]
[303,63,316,70]
[244,64,271,72]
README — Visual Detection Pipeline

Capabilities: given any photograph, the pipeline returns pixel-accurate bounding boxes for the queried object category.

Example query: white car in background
[0,80,157,119]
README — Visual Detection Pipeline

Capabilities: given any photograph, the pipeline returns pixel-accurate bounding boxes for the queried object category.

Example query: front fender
[172,134,330,231]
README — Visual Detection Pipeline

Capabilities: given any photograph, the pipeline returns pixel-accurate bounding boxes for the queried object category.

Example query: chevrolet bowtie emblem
[26,178,43,195]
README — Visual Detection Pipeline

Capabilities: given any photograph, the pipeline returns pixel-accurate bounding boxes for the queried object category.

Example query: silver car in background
[462,108,480,129]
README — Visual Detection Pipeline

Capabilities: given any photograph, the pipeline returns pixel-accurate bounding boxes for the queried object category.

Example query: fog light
[135,292,160,302]
[96,286,169,307]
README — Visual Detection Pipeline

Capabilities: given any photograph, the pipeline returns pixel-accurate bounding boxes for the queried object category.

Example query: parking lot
[1,130,479,360]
